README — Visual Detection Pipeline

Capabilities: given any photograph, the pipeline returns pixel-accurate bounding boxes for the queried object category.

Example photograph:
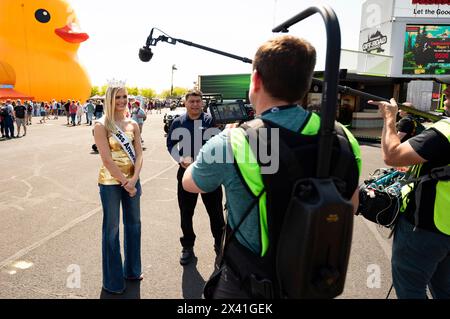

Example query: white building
[357,0,450,110]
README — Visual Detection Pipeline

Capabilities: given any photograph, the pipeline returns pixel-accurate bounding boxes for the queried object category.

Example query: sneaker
[180,248,194,266]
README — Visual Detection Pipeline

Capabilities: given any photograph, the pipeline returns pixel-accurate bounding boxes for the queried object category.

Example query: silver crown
[107,78,127,88]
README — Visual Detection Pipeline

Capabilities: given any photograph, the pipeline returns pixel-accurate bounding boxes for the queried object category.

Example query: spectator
[76,101,83,125]
[64,100,71,125]
[14,99,27,137]
[52,99,59,119]
[131,100,146,143]
[39,102,47,124]
[95,100,104,119]
[4,99,15,138]
[69,100,77,126]
[26,101,33,125]
[0,102,6,138]
[86,100,95,126]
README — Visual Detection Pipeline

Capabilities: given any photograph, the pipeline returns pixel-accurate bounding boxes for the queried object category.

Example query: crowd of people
[0,99,31,138]
[0,97,167,140]
[0,98,105,138]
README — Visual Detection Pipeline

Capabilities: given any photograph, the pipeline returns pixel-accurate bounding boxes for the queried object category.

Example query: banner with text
[394,0,450,18]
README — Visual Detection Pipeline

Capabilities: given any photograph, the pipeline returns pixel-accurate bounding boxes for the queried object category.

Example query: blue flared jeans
[99,181,142,293]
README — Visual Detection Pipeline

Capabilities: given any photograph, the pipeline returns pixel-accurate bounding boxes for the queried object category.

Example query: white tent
[90,95,105,100]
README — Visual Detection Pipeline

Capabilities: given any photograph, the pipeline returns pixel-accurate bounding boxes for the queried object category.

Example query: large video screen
[403,25,450,75]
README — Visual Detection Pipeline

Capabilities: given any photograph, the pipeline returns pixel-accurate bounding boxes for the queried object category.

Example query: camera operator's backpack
[211,116,359,299]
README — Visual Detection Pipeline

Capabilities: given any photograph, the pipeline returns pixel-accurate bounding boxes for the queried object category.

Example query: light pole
[170,64,177,97]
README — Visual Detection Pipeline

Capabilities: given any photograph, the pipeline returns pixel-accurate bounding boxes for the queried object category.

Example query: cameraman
[182,35,361,298]
[368,87,450,299]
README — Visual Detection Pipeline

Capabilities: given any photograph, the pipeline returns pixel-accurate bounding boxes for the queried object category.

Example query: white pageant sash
[113,125,136,164]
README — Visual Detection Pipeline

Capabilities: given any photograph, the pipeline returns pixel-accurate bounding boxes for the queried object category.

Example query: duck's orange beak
[55,23,89,43]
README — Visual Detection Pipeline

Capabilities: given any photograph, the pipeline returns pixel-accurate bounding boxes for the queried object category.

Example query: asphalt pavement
[0,111,395,299]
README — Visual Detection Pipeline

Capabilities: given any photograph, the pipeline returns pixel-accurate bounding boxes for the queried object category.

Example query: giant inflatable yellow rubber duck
[0,0,91,102]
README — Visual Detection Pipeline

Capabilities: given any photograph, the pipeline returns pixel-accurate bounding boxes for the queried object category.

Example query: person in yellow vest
[182,35,361,298]
[369,83,450,299]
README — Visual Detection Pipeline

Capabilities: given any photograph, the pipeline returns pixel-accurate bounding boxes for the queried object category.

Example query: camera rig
[208,100,253,125]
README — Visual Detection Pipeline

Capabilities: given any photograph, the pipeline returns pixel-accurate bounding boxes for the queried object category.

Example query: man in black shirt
[14,99,27,137]
[26,101,33,125]
[166,90,225,266]
[94,101,104,119]
[369,92,450,299]
[64,100,71,125]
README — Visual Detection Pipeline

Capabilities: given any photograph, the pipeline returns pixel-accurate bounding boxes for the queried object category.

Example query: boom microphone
[139,45,153,62]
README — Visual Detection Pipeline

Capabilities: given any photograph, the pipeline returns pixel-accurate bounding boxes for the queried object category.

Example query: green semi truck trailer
[198,73,251,101]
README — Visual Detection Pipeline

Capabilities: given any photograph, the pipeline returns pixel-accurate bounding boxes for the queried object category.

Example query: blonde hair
[104,86,128,134]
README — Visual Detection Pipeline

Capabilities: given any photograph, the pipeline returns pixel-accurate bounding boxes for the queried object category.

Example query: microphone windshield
[139,46,153,62]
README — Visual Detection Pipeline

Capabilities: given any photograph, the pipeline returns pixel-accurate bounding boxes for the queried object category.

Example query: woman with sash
[94,84,144,295]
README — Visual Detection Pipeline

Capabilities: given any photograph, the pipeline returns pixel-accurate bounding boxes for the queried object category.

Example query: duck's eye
[35,9,51,23]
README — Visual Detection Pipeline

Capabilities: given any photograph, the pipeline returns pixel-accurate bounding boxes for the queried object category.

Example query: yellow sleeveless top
[98,131,135,185]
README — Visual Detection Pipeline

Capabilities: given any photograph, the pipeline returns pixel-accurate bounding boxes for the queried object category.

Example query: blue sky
[71,0,365,92]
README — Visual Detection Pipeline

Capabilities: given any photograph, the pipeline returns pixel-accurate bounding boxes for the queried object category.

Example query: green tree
[99,85,108,96]
[140,88,156,99]
[160,87,189,99]
[127,86,139,96]
[91,86,100,97]
[160,89,171,99]
[173,87,189,98]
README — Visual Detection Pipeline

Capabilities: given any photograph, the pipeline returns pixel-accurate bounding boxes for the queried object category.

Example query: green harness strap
[229,114,361,255]
[431,119,450,235]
